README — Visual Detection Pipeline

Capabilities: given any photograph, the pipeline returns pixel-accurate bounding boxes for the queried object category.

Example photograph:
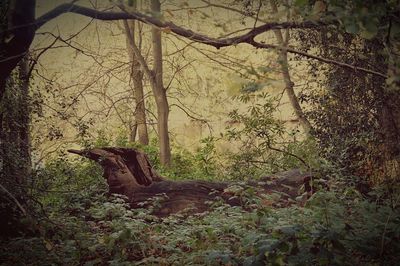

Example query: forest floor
[1,161,399,265]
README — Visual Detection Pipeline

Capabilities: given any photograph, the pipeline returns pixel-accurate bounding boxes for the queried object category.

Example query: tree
[0,55,31,237]
[68,147,313,216]
[1,0,388,104]
[121,0,171,165]
[1,0,397,173]
[292,0,400,179]
[150,0,171,166]
[123,1,149,145]
[0,0,35,100]
[269,0,312,135]
[1,5,32,234]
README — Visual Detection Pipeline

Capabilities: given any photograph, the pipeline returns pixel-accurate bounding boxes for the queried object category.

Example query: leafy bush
[4,117,397,265]
[224,92,325,180]
[32,152,106,209]
[2,169,399,265]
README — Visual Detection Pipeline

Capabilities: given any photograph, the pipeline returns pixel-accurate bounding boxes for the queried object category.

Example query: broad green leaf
[344,21,359,34]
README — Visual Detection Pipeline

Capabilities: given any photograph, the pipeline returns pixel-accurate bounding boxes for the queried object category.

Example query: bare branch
[33,3,387,79]
[0,184,27,216]
[249,40,388,79]
[34,3,322,48]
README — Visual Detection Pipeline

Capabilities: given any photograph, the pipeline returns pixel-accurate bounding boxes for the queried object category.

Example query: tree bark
[1,55,31,190]
[131,59,149,145]
[0,0,36,101]
[122,0,171,165]
[378,41,400,178]
[0,55,31,237]
[376,85,400,178]
[129,123,138,143]
[68,147,314,216]
[151,0,171,166]
[124,5,149,145]
[270,0,312,136]
[18,55,31,179]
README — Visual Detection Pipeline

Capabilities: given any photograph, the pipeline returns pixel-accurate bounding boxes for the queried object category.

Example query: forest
[1,0,400,265]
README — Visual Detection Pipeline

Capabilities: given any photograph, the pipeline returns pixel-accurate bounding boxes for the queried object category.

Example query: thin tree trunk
[122,0,171,165]
[132,65,149,145]
[18,55,31,179]
[270,1,312,136]
[0,0,36,102]
[0,54,31,237]
[376,47,400,178]
[151,0,171,166]
[129,123,137,142]
[1,55,31,188]
[124,10,149,145]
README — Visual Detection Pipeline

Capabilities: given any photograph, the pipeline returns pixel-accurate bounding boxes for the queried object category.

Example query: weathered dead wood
[68,147,313,216]
[68,148,163,195]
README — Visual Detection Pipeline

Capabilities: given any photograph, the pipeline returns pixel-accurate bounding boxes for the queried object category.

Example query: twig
[0,183,27,216]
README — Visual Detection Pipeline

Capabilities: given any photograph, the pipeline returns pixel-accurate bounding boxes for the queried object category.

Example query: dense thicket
[0,1,33,237]
[0,60,32,237]
[292,1,400,185]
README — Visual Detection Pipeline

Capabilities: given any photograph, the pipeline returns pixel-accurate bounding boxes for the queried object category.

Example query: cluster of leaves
[163,137,223,181]
[31,153,106,208]
[71,130,224,181]
[0,62,35,237]
[224,92,322,179]
[294,0,399,40]
[1,157,399,265]
[292,4,390,180]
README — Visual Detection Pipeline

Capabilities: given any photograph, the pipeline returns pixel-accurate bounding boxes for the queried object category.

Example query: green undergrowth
[1,134,399,265]
[1,163,399,265]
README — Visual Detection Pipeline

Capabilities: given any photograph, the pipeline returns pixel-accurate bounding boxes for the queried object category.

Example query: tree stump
[68,147,313,216]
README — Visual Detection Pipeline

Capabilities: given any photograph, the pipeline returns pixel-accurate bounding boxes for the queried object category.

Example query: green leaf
[344,21,359,34]
[275,225,300,236]
[257,239,280,253]
[241,82,263,93]
[360,21,378,39]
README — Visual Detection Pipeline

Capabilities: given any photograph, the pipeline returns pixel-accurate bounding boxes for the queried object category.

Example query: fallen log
[68,147,313,216]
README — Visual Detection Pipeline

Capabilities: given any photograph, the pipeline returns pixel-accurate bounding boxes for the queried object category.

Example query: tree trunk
[270,0,312,136]
[131,61,149,145]
[129,123,138,143]
[69,147,314,216]
[124,1,149,145]
[376,87,400,179]
[1,55,31,190]
[0,55,32,237]
[18,55,32,179]
[377,41,400,179]
[151,0,171,166]
[122,0,171,165]
[0,0,36,102]
[126,26,149,145]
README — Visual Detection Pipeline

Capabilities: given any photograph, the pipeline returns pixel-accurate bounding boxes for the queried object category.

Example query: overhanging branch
[0,1,386,91]
[249,40,388,79]
[33,3,387,78]
[34,3,321,49]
